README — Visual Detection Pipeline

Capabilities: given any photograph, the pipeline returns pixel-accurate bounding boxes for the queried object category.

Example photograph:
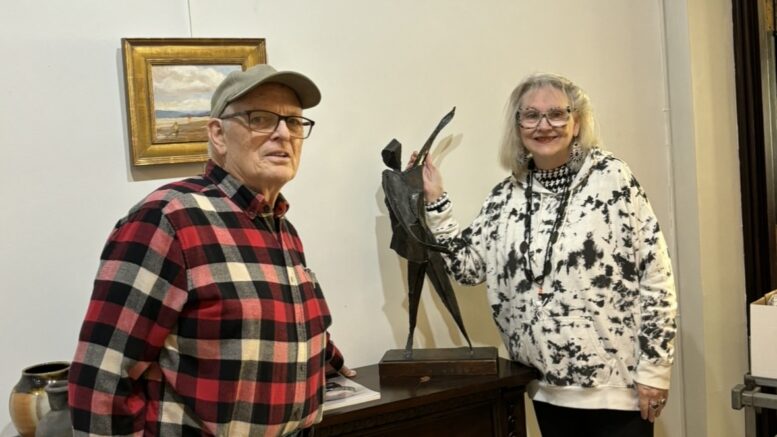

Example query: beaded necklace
[520,164,573,294]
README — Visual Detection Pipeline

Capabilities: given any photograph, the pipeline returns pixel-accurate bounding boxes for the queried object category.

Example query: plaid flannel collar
[204,160,290,219]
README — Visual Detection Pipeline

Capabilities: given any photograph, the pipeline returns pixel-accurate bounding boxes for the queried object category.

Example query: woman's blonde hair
[498,73,600,178]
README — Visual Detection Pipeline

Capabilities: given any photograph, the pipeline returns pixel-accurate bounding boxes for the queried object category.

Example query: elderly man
[69,64,353,436]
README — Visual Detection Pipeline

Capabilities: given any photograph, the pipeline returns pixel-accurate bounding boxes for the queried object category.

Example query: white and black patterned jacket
[427,149,677,410]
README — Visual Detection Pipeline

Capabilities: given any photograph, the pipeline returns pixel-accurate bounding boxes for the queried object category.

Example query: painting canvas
[122,38,266,166]
[151,65,241,144]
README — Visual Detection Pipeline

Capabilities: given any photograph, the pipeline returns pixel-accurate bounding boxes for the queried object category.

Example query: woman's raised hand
[407,152,445,203]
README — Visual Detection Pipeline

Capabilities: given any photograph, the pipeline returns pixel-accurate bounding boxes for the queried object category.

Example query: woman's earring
[568,140,584,170]
[517,149,529,166]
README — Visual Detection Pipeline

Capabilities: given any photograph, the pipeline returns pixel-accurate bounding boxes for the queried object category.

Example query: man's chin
[262,171,297,186]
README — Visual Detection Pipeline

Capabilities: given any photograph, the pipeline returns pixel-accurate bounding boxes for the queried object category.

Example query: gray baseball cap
[210,64,321,117]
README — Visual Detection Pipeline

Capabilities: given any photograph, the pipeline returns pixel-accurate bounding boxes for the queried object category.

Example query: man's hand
[326,362,357,378]
[338,364,357,378]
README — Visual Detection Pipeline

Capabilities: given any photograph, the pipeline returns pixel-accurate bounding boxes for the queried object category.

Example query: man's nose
[271,119,291,139]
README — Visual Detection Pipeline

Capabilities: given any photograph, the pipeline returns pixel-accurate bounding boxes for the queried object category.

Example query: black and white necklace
[520,163,573,294]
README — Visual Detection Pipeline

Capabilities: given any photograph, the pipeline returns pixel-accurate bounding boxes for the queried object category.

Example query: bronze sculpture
[381,107,472,355]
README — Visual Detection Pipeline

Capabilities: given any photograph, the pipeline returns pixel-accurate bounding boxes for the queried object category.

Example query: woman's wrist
[425,190,446,204]
[424,187,446,205]
[425,192,450,213]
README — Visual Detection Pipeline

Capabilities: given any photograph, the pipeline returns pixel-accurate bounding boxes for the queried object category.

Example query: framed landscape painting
[122,38,266,166]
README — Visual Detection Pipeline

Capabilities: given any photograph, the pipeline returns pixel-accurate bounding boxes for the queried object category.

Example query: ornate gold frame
[122,38,266,166]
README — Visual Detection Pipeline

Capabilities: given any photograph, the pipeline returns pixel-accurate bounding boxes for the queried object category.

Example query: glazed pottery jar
[35,380,72,437]
[8,361,70,437]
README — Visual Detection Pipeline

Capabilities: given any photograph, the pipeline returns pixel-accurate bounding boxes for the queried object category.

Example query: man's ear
[207,118,228,157]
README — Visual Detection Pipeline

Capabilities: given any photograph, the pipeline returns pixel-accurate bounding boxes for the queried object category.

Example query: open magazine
[323,376,381,412]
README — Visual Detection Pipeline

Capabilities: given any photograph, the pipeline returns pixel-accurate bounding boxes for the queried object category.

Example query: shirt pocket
[531,316,614,388]
[300,267,332,333]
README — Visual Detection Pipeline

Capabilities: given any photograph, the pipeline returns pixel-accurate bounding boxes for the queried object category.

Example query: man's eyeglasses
[220,110,315,139]
[516,106,573,129]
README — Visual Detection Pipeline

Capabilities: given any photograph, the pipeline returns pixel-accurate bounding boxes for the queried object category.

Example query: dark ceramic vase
[8,361,70,437]
[35,380,72,437]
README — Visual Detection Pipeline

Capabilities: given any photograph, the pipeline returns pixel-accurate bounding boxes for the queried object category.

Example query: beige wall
[664,0,749,436]
[0,1,749,435]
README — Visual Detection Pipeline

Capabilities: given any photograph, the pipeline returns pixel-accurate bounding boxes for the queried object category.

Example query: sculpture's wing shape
[382,169,426,262]
[413,107,456,168]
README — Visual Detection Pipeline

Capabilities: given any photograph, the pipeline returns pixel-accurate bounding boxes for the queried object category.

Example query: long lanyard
[521,170,572,294]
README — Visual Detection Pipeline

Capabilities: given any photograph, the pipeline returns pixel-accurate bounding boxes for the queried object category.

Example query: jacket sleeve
[68,205,188,436]
[425,197,490,286]
[629,176,678,390]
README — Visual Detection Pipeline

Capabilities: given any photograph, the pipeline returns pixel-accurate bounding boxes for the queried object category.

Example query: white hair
[498,73,601,178]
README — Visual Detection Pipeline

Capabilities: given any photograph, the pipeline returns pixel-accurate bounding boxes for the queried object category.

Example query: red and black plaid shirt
[69,161,343,436]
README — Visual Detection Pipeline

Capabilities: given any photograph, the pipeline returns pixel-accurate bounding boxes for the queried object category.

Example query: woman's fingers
[636,383,668,423]
[405,152,419,171]
[402,151,445,202]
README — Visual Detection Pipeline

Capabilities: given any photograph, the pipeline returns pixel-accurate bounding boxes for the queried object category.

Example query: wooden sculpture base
[378,347,499,378]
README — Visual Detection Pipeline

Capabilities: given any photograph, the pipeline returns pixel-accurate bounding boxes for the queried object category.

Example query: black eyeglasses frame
[220,109,316,139]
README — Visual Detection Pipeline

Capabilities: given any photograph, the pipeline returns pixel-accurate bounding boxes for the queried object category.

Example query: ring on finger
[649,398,667,410]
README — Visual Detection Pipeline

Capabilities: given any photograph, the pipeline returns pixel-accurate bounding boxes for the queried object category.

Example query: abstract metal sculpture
[381,107,472,355]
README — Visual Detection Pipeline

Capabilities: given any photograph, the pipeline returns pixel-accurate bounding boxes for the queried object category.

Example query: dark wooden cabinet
[315,358,536,437]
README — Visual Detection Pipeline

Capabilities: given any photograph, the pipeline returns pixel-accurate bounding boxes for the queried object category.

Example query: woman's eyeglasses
[516,106,572,129]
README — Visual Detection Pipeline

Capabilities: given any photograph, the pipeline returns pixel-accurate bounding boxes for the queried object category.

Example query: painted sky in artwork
[151,64,240,113]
